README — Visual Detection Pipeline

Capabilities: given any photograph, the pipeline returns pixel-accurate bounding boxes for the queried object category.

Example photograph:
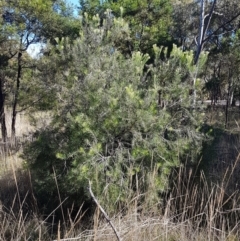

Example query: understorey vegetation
[1,0,240,240]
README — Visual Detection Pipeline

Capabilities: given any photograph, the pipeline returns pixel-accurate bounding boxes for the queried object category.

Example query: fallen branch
[88,181,122,241]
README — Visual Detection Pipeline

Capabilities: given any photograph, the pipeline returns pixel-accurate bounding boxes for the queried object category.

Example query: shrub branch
[88,181,122,241]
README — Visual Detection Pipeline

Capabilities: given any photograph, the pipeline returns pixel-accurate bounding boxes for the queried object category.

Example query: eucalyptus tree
[171,0,240,106]
[0,0,80,140]
[171,0,240,63]
[203,31,240,127]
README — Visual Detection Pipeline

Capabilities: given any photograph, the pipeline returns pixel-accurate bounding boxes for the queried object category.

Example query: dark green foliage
[22,16,207,214]
[80,0,174,58]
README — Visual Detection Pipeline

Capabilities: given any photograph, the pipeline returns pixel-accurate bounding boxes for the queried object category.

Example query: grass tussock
[0,158,240,241]
[83,162,240,241]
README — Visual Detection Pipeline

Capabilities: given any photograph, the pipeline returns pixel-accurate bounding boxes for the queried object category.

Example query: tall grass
[80,162,240,241]
[0,158,240,241]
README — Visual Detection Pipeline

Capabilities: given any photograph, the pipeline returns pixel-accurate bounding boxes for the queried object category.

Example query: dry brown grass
[75,164,240,241]
[0,161,240,241]
[0,109,52,173]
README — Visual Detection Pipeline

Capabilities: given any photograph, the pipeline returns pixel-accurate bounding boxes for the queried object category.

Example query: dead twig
[88,181,122,241]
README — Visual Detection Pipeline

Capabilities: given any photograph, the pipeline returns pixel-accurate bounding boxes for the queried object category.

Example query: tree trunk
[195,0,217,65]
[195,0,205,65]
[225,71,233,129]
[0,75,7,144]
[225,95,229,129]
[193,0,217,106]
[11,52,22,140]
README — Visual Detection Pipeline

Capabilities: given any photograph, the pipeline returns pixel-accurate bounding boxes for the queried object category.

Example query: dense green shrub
[22,15,207,214]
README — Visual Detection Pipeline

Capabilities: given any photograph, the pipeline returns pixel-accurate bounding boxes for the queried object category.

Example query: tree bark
[225,69,233,129]
[11,51,22,140]
[0,75,7,143]
[195,0,217,65]
[193,0,217,106]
